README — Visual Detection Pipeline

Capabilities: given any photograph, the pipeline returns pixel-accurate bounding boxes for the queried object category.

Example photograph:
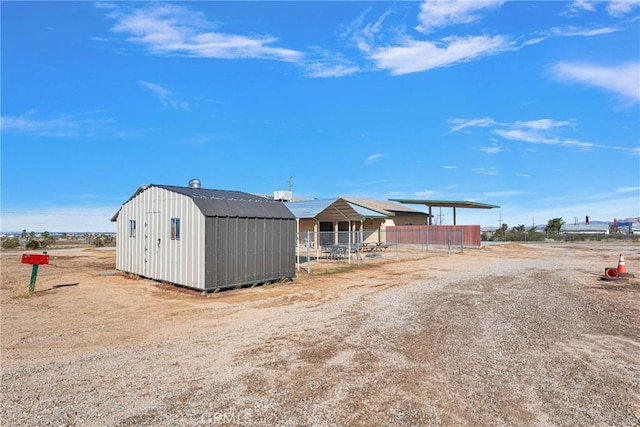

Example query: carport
[389,199,500,225]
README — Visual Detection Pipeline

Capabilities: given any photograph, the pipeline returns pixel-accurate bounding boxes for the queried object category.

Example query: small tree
[545,217,564,238]
[20,229,28,249]
[40,231,56,248]
[495,223,508,241]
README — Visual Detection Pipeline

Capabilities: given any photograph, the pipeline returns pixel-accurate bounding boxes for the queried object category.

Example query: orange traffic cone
[617,253,628,275]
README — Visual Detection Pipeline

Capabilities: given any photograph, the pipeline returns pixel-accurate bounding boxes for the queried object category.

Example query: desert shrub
[1,238,20,249]
[25,239,40,249]
[94,234,115,247]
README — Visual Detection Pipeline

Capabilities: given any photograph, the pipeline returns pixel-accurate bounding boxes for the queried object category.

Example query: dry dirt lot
[1,243,639,426]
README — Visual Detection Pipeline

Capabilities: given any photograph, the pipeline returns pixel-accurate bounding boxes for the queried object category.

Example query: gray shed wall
[204,216,296,290]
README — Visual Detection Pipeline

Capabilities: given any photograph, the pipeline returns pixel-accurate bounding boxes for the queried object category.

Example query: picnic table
[360,242,392,253]
[321,243,392,259]
[321,245,350,259]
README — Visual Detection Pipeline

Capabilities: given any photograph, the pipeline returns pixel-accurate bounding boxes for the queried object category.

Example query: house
[110,180,296,291]
[285,197,429,246]
[285,197,387,247]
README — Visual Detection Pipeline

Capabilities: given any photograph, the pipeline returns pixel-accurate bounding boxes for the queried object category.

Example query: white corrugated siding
[115,187,206,289]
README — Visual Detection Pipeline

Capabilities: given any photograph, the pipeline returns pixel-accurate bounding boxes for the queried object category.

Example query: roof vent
[188,179,201,189]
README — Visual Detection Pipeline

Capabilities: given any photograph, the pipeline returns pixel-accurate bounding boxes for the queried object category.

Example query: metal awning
[389,199,500,225]
[285,198,387,221]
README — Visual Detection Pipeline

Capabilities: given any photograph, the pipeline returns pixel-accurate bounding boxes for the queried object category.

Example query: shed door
[144,212,161,278]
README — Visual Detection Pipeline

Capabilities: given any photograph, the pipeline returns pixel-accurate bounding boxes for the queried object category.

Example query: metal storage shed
[111,182,296,291]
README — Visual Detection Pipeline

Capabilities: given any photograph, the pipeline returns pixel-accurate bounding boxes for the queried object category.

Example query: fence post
[357,228,362,266]
[306,230,311,274]
[447,229,451,255]
[425,228,429,252]
[394,228,399,258]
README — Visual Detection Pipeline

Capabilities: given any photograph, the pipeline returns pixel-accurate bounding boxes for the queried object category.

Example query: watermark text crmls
[199,411,245,425]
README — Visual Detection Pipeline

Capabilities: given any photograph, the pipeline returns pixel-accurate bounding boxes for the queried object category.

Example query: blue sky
[1,0,639,232]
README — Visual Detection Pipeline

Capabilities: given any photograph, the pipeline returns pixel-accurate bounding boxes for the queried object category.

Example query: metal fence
[296,228,464,273]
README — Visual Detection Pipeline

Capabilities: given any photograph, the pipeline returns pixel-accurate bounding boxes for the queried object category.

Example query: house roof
[285,198,387,220]
[340,197,428,216]
[561,224,610,232]
[111,184,295,221]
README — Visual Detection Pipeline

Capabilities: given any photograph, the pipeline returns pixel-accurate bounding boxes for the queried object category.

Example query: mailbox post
[21,252,49,293]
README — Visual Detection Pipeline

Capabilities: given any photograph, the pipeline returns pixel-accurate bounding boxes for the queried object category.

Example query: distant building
[613,221,638,235]
[561,224,610,235]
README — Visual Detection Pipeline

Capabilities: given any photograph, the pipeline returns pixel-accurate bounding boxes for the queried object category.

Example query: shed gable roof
[111,184,295,221]
[157,185,295,219]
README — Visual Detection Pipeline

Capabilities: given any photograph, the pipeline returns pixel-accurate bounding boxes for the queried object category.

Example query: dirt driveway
[1,243,639,426]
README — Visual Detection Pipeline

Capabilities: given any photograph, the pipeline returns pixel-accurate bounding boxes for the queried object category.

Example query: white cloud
[305,64,360,78]
[447,117,497,133]
[565,0,640,17]
[303,51,360,78]
[416,0,504,33]
[493,128,597,152]
[0,111,114,137]
[443,165,458,169]
[108,4,303,62]
[483,190,524,197]
[414,190,438,197]
[365,153,386,164]
[513,119,574,130]
[606,0,640,17]
[547,25,621,37]
[552,62,640,102]
[617,186,640,193]
[346,8,393,53]
[138,80,190,111]
[480,144,502,154]
[569,0,597,13]
[369,35,512,75]
[451,117,637,154]
[473,167,500,176]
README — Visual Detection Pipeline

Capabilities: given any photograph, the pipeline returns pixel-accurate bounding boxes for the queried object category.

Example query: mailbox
[21,254,50,265]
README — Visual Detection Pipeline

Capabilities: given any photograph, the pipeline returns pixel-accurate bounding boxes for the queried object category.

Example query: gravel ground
[1,243,639,426]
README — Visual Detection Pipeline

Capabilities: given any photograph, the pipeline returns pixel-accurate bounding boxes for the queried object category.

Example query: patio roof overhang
[389,199,500,225]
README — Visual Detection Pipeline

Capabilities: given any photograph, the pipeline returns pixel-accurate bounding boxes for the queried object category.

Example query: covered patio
[285,198,388,265]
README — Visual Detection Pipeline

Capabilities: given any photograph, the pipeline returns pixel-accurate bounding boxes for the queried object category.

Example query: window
[171,218,181,240]
[128,220,136,238]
